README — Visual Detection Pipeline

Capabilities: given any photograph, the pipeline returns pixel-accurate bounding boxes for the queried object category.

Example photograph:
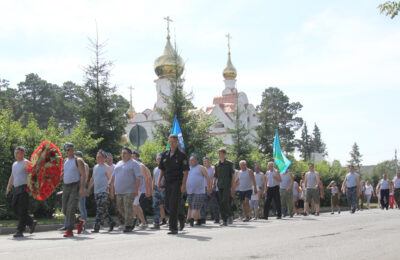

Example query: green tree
[0,76,10,91]
[379,1,400,18]
[256,87,303,156]
[64,118,103,166]
[227,104,253,165]
[373,160,398,181]
[80,32,128,155]
[17,73,58,128]
[311,123,327,156]
[299,122,312,161]
[55,81,82,133]
[348,142,363,175]
[0,87,22,120]
[135,140,165,172]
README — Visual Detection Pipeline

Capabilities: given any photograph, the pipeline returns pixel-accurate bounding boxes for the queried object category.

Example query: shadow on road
[188,225,220,230]
[228,223,256,229]
[10,236,95,241]
[176,233,212,241]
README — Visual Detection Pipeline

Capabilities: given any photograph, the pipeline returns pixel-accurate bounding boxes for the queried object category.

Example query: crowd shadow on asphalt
[187,225,220,230]
[176,233,212,241]
[10,235,94,241]
[228,223,257,228]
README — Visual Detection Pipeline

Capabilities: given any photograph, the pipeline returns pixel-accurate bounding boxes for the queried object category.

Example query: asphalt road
[0,208,399,260]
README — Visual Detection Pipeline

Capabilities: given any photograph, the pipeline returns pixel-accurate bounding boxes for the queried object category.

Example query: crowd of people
[6,134,400,238]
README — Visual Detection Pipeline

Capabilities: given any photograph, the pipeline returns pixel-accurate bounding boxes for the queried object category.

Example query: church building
[125,21,258,146]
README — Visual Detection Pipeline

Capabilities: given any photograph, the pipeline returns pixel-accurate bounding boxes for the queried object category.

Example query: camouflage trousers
[94,192,115,230]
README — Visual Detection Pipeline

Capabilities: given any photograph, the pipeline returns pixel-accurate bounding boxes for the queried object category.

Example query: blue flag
[273,129,291,173]
[167,115,185,150]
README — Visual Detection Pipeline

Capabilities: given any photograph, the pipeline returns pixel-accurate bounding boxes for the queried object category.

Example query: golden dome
[127,106,135,119]
[154,36,184,79]
[223,52,237,80]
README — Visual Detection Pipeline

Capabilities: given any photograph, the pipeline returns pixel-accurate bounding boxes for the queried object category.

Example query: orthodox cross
[164,16,173,39]
[128,86,134,108]
[225,33,232,53]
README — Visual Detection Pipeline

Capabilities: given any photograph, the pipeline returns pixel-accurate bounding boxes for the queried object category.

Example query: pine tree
[311,123,327,156]
[299,122,312,161]
[80,30,129,155]
[17,73,57,128]
[227,104,253,165]
[348,142,363,174]
[55,81,82,133]
[256,87,303,156]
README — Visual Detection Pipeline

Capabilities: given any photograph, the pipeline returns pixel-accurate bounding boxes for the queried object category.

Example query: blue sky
[1,0,399,165]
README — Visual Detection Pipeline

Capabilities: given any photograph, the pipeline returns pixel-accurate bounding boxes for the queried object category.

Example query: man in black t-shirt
[158,135,189,234]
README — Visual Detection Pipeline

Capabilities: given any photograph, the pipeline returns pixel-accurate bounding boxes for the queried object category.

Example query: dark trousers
[218,188,232,222]
[357,191,364,209]
[62,182,80,230]
[381,189,390,209]
[264,185,281,218]
[200,190,220,221]
[139,193,149,222]
[12,186,33,233]
[165,180,184,231]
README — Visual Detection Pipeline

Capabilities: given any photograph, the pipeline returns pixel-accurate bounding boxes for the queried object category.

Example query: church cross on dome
[164,16,173,40]
[225,33,232,53]
[129,86,134,107]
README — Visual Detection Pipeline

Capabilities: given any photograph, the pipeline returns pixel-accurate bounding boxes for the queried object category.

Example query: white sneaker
[138,224,147,230]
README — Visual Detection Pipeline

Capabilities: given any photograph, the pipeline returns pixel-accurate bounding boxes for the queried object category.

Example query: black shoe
[58,226,67,231]
[150,225,160,230]
[91,229,100,233]
[189,218,194,227]
[179,219,185,231]
[108,222,116,232]
[214,219,220,224]
[13,232,23,238]
[168,230,178,235]
[29,220,37,234]
[243,217,250,222]
[161,218,167,226]
[277,216,282,219]
[200,219,206,224]
[195,220,202,226]
[123,226,133,233]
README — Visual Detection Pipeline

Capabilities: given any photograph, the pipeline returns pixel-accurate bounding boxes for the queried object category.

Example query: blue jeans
[152,188,165,226]
[346,186,357,211]
[78,195,87,230]
[200,190,220,221]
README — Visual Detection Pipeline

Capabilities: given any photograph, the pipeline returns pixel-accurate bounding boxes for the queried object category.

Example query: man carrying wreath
[6,146,37,238]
